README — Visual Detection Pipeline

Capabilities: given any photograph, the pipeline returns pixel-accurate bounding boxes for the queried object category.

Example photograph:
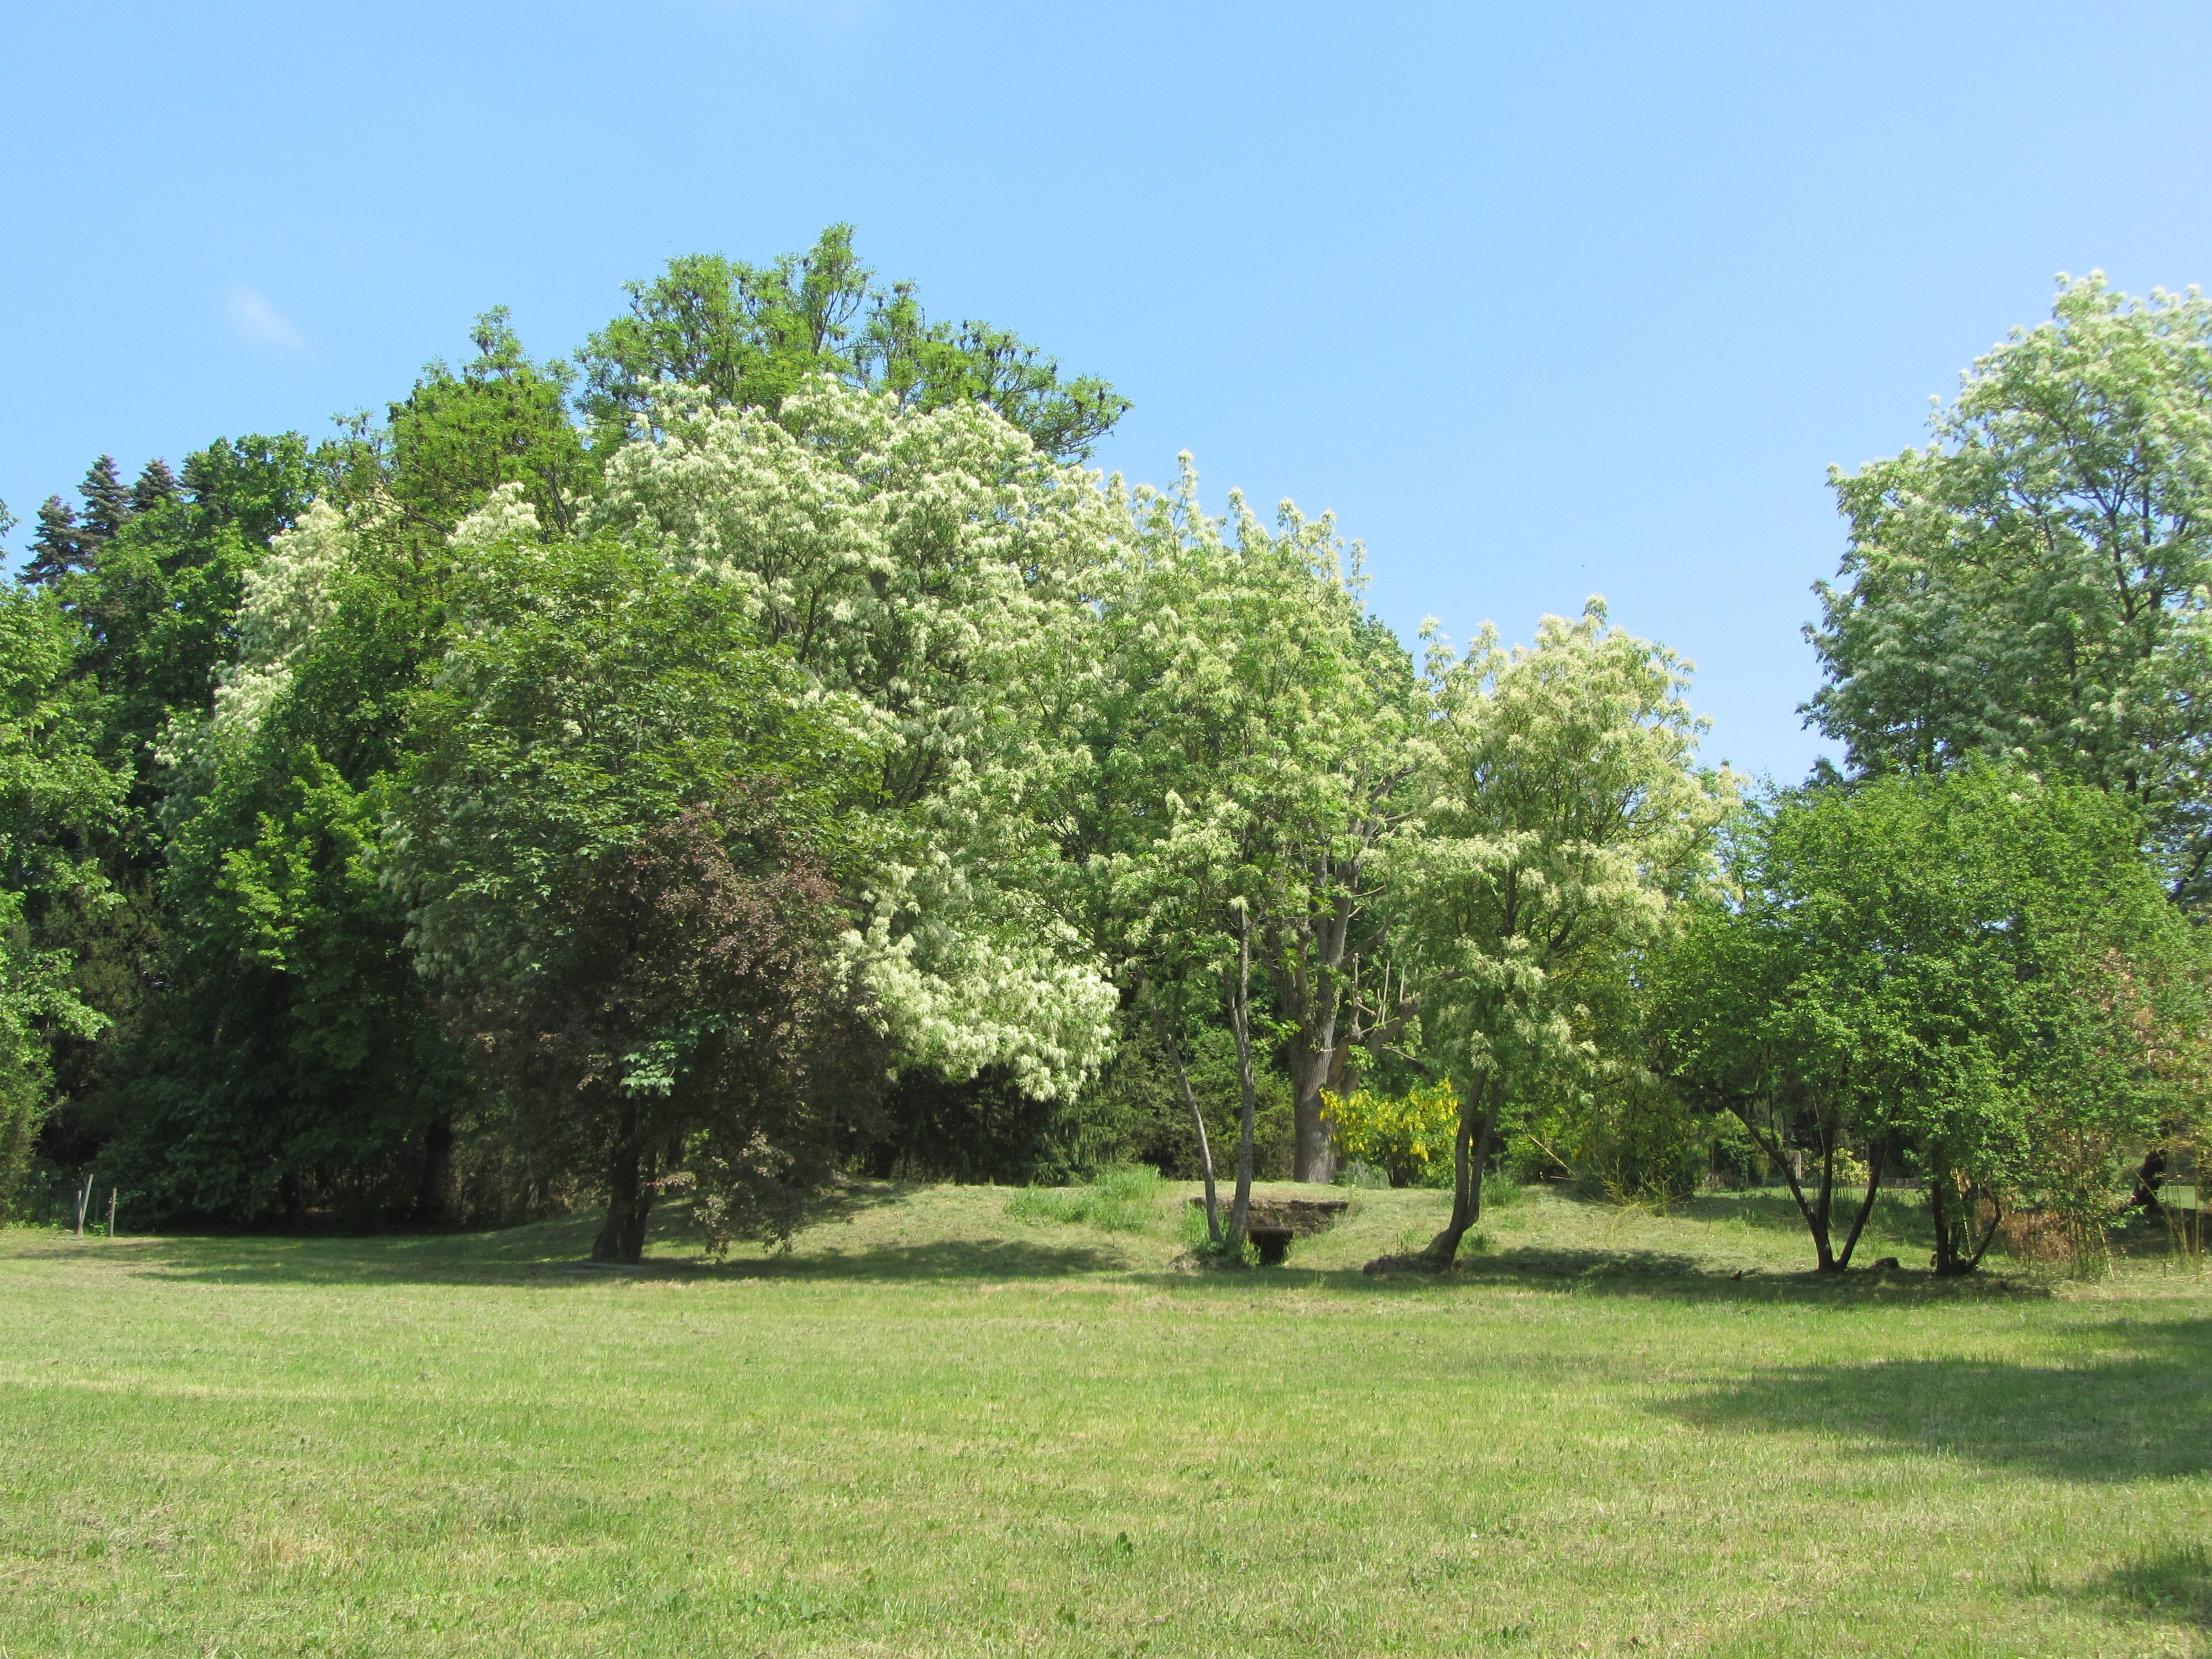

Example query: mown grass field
[3,1181,2208,1657]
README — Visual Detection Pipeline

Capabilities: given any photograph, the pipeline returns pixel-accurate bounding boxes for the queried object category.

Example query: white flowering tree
[1264,611,1417,1185]
[1387,602,1733,1268]
[154,497,354,791]
[589,378,1119,1104]
[1809,275,2212,904]
[1068,464,1410,1243]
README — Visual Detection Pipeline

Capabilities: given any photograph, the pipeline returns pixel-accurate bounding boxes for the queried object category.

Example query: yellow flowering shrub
[1322,1082,1460,1188]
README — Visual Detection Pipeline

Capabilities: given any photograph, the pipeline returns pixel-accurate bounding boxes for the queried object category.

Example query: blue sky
[7,1,2211,783]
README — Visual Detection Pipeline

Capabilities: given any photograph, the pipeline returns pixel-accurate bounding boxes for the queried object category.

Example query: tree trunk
[1265,863,1363,1186]
[1420,1077,1502,1267]
[593,1104,655,1264]
[1225,921,1260,1253]
[1928,1171,1958,1275]
[414,1113,455,1226]
[1834,1134,1888,1267]
[2132,1146,2168,1214]
[1738,1105,1835,1270]
[1157,1009,1221,1245]
[1929,1164,2001,1276]
[1776,1155,1836,1272]
[1290,1024,1339,1186]
[1324,1037,1353,1099]
[1810,1134,1838,1270]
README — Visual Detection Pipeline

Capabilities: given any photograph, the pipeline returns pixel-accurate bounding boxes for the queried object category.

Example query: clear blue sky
[7,1,2212,783]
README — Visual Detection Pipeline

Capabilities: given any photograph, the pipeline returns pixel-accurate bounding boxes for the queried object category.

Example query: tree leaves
[1810,274,2212,904]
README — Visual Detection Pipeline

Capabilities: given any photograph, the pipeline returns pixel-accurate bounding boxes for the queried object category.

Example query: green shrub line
[1004,1164,1167,1233]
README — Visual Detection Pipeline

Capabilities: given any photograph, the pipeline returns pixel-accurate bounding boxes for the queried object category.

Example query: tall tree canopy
[1065,464,1411,1241]
[1808,275,2212,904]
[100,316,585,1226]
[32,235,2201,1275]
[392,528,884,1260]
[12,439,317,1192]
[578,225,1130,462]
[372,308,590,540]
[17,241,1141,1229]
[389,377,1126,1254]
[0,587,123,1213]
[592,377,1120,1099]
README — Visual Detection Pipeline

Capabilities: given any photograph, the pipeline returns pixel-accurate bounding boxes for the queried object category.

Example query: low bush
[1481,1171,1526,1210]
[1005,1164,1165,1233]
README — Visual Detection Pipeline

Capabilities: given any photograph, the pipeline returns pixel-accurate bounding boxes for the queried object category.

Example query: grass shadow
[2085,1542,2212,1629]
[1652,1318,2212,1483]
[1120,1245,2043,1310]
[50,1179,2042,1301]
[126,1200,1133,1288]
[1321,1239,2045,1305]
[789,1177,930,1227]
[707,1237,1131,1280]
[1678,1186,1934,1237]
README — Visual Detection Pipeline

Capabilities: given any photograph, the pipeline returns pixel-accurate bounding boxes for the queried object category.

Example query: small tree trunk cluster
[1420,1076,1503,1267]
[593,1101,659,1264]
[1927,1164,2001,1275]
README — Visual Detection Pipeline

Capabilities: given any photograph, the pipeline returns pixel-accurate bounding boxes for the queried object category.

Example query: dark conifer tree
[76,455,132,545]
[23,495,83,587]
[130,458,179,515]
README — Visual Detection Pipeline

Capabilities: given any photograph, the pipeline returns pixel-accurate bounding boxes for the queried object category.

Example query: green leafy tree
[1658,768,2198,1274]
[107,491,474,1223]
[381,308,591,538]
[1809,275,2212,904]
[69,442,317,815]
[24,456,134,590]
[391,531,884,1261]
[1389,602,1731,1268]
[579,225,1129,461]
[129,458,179,516]
[75,455,131,546]
[0,586,124,1213]
[18,439,317,1175]
[311,309,589,559]
[24,497,82,588]
[1265,612,1417,1183]
[107,319,586,1224]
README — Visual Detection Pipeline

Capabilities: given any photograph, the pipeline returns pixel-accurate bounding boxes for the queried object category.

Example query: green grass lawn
[3,1181,2209,1657]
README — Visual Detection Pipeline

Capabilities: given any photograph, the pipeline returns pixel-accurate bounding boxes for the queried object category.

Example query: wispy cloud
[227,286,306,349]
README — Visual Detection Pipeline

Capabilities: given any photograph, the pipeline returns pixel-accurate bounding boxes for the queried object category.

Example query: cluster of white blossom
[848,853,1118,1101]
[588,379,1124,1094]
[157,498,357,790]
[175,377,1731,1142]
